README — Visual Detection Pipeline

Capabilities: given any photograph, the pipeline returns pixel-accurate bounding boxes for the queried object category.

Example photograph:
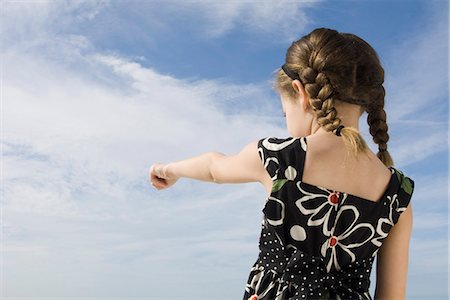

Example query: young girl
[149,27,415,300]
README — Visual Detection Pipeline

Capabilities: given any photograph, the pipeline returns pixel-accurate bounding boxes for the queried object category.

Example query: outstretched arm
[149,140,268,190]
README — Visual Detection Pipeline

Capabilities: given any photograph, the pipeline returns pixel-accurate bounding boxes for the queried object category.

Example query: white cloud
[3,44,282,213]
[173,0,322,40]
[391,129,447,167]
[2,0,110,49]
[2,3,281,296]
[2,0,448,298]
[2,0,323,48]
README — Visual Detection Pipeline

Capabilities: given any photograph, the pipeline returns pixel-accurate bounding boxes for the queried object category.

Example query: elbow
[209,152,225,183]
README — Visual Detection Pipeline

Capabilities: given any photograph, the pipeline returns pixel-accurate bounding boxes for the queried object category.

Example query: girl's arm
[150,140,269,190]
[374,202,413,299]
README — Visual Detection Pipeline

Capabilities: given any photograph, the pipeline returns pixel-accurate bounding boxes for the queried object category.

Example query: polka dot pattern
[290,225,307,241]
[243,249,374,300]
[285,165,297,181]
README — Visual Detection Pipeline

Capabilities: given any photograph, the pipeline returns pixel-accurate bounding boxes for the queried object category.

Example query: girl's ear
[291,79,310,110]
[291,79,301,93]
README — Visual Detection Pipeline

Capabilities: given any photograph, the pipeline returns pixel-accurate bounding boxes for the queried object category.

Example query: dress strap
[389,168,415,225]
[257,136,306,182]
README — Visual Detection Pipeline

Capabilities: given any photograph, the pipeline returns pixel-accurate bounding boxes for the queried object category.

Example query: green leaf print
[394,169,413,196]
[401,177,413,195]
[272,179,288,193]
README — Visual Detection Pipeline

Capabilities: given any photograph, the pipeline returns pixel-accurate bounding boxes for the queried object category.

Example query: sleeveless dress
[242,136,415,300]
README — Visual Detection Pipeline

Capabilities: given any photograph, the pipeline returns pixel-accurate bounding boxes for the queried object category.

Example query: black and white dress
[243,136,415,300]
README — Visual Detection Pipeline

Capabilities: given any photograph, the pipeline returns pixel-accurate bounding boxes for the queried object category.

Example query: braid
[367,86,394,167]
[300,67,342,131]
[300,65,371,157]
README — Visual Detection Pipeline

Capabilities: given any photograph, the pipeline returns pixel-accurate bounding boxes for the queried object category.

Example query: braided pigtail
[298,65,371,158]
[367,86,394,167]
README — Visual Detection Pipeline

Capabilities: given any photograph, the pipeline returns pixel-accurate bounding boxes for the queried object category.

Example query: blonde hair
[273,27,394,167]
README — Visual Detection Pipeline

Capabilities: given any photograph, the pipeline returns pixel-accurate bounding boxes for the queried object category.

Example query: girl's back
[244,135,414,299]
[301,134,393,203]
[150,27,416,300]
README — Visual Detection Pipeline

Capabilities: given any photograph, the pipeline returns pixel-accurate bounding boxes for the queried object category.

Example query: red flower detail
[249,294,259,300]
[329,192,340,205]
[329,236,338,247]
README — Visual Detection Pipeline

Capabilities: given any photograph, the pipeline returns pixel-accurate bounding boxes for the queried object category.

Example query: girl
[149,27,415,300]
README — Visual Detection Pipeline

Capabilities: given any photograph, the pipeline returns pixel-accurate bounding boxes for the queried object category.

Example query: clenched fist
[149,163,179,190]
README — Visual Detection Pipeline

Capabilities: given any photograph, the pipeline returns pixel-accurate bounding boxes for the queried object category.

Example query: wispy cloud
[409,237,448,273]
[171,0,323,40]
[414,212,448,230]
[2,1,281,296]
[2,0,448,298]
[384,2,448,122]
[94,0,323,42]
[357,7,449,168]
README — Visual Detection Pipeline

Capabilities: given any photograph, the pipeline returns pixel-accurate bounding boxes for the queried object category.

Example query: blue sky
[1,0,448,299]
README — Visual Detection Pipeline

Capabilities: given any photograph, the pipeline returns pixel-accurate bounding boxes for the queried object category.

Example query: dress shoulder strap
[257,136,306,182]
[389,168,415,225]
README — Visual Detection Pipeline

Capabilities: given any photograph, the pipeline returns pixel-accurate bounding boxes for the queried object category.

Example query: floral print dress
[243,136,415,300]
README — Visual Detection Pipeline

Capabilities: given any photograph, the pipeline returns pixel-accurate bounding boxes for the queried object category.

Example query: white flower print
[371,193,400,250]
[295,182,349,237]
[258,150,279,181]
[261,137,298,151]
[320,205,375,272]
[264,196,286,226]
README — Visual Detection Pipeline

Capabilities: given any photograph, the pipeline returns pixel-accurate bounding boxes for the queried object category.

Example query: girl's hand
[149,163,179,190]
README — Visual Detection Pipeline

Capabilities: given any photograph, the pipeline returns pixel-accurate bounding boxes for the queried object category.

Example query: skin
[149,79,413,300]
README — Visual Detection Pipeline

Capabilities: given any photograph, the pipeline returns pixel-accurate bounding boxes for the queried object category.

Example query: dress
[242,136,415,300]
